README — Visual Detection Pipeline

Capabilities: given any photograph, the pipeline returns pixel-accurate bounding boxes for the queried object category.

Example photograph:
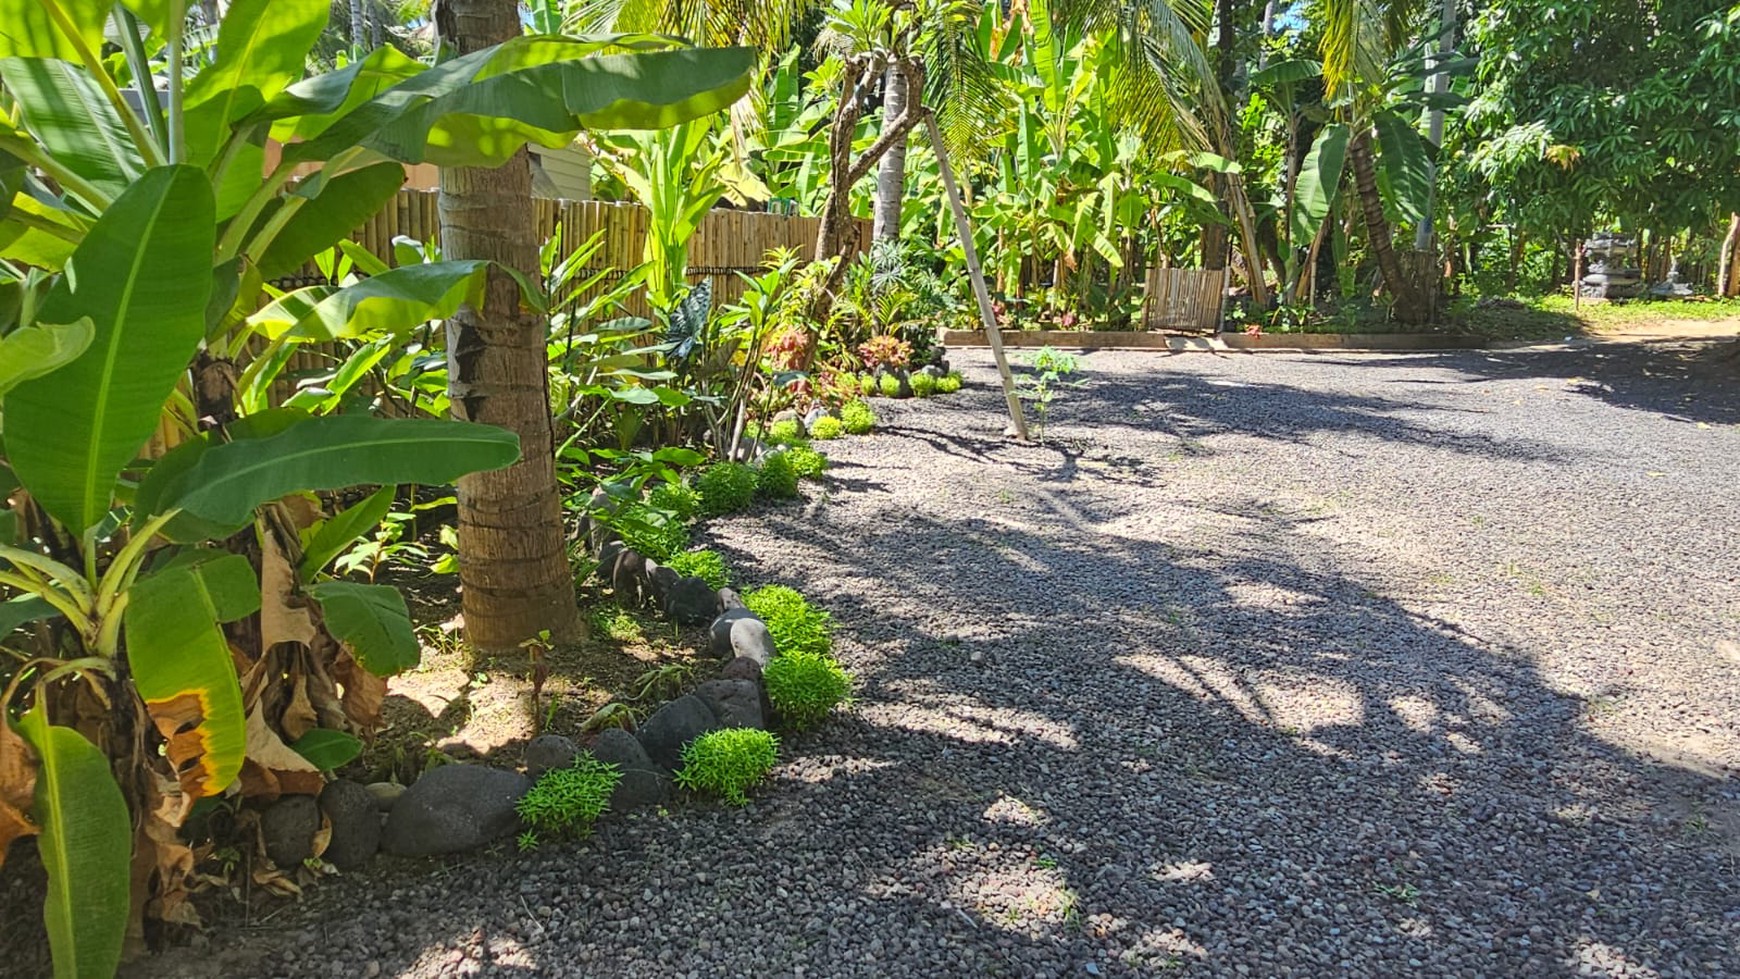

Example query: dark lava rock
[524,734,578,778]
[636,695,720,771]
[262,795,321,868]
[666,576,722,625]
[381,765,530,858]
[319,780,381,871]
[587,728,668,811]
[695,677,766,730]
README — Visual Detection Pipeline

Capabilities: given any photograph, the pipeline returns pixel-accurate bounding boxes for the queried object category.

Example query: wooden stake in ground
[924,112,1029,441]
[436,0,578,650]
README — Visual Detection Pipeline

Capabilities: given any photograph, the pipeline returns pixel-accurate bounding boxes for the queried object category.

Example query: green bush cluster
[877,374,901,397]
[515,756,622,849]
[764,649,853,730]
[840,400,876,435]
[674,728,779,805]
[647,481,701,522]
[766,418,804,444]
[756,452,799,499]
[591,606,643,643]
[909,372,937,397]
[809,416,844,439]
[785,445,828,478]
[696,462,758,516]
[614,503,689,561]
[743,585,833,658]
[664,549,731,590]
[937,372,963,394]
[857,374,876,395]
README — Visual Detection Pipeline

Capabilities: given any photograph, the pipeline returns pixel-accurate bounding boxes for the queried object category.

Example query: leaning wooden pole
[924,111,1029,441]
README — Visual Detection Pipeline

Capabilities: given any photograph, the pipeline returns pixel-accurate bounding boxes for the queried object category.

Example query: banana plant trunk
[1349,130,1429,324]
[871,63,909,244]
[437,0,578,650]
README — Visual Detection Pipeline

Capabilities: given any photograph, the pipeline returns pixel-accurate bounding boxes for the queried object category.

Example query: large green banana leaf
[4,165,215,534]
[0,57,145,202]
[297,484,395,583]
[249,260,492,342]
[1290,123,1350,249]
[0,0,107,60]
[307,581,419,676]
[143,414,519,534]
[254,162,406,279]
[1374,109,1433,226]
[123,558,253,799]
[0,317,92,399]
[0,188,86,269]
[182,0,332,163]
[15,704,130,979]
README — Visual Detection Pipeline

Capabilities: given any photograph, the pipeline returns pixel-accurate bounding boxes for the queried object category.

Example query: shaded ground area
[1453,294,1740,343]
[75,340,1740,978]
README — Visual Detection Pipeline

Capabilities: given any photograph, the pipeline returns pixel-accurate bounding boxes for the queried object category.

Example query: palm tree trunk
[1720,213,1739,297]
[436,0,578,651]
[871,63,908,244]
[349,0,368,56]
[1349,129,1427,323]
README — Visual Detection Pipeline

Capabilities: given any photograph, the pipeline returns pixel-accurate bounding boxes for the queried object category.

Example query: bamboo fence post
[924,111,1028,441]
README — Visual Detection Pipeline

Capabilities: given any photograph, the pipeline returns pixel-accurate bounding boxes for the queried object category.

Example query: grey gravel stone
[381,765,530,857]
[261,795,320,868]
[318,780,381,871]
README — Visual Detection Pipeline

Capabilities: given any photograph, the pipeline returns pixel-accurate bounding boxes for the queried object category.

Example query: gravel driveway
[131,342,1740,978]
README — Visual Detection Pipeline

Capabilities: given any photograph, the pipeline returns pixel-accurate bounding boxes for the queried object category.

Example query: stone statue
[1579,232,1644,299]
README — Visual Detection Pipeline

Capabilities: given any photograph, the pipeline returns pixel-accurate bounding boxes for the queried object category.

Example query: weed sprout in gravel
[743,585,833,657]
[674,728,779,805]
[515,757,622,850]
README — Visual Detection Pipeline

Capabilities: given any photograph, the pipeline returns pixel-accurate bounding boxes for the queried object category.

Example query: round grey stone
[635,695,720,771]
[262,794,320,869]
[318,780,381,871]
[381,765,530,858]
[524,734,579,778]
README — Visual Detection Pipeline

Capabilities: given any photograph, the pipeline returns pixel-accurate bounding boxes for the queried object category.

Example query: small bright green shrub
[756,452,799,499]
[647,481,701,522]
[857,374,876,394]
[785,445,828,478]
[766,418,804,444]
[909,372,937,397]
[809,416,844,440]
[591,606,643,642]
[936,372,963,394]
[674,728,779,804]
[665,549,731,589]
[614,503,689,560]
[696,462,758,516]
[744,585,833,657]
[840,400,876,435]
[764,649,852,729]
[515,756,622,849]
[877,373,901,397]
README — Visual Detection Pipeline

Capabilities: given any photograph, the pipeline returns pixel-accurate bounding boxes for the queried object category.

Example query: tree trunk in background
[1200,0,1237,272]
[349,0,367,56]
[871,63,908,245]
[1415,0,1458,252]
[1720,213,1739,296]
[1349,129,1428,323]
[437,0,578,651]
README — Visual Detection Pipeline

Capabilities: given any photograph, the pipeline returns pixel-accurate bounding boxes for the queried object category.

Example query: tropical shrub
[756,452,800,499]
[696,462,759,516]
[743,586,833,657]
[858,374,877,395]
[612,504,691,561]
[766,418,805,444]
[809,416,845,440]
[858,335,914,372]
[785,446,829,479]
[764,650,853,729]
[877,374,902,398]
[647,481,702,523]
[515,757,622,849]
[937,372,964,394]
[665,550,732,590]
[840,401,877,435]
[910,372,938,397]
[674,728,779,804]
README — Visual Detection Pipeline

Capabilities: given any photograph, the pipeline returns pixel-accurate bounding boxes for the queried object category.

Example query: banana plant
[0,3,752,975]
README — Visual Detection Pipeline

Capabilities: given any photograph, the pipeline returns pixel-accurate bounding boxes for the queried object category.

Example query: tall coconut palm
[436,0,579,650]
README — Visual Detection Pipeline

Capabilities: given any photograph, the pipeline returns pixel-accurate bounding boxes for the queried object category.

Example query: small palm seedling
[674,728,780,804]
[665,549,732,590]
[809,416,845,440]
[756,452,800,499]
[785,445,828,478]
[696,462,758,516]
[743,585,833,657]
[840,400,876,435]
[764,649,852,729]
[515,756,622,849]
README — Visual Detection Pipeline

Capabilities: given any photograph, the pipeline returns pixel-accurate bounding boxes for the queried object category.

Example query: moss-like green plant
[614,503,689,561]
[936,372,963,394]
[877,373,901,397]
[515,756,622,847]
[764,649,853,729]
[674,728,779,804]
[809,416,844,440]
[756,451,799,499]
[785,445,828,479]
[766,418,804,444]
[696,461,758,516]
[743,585,833,657]
[665,549,731,590]
[857,374,877,394]
[840,400,876,435]
[591,606,644,643]
[909,372,937,397]
[647,481,701,522]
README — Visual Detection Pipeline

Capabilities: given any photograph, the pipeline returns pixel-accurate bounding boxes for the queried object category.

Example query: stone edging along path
[940,328,1489,352]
